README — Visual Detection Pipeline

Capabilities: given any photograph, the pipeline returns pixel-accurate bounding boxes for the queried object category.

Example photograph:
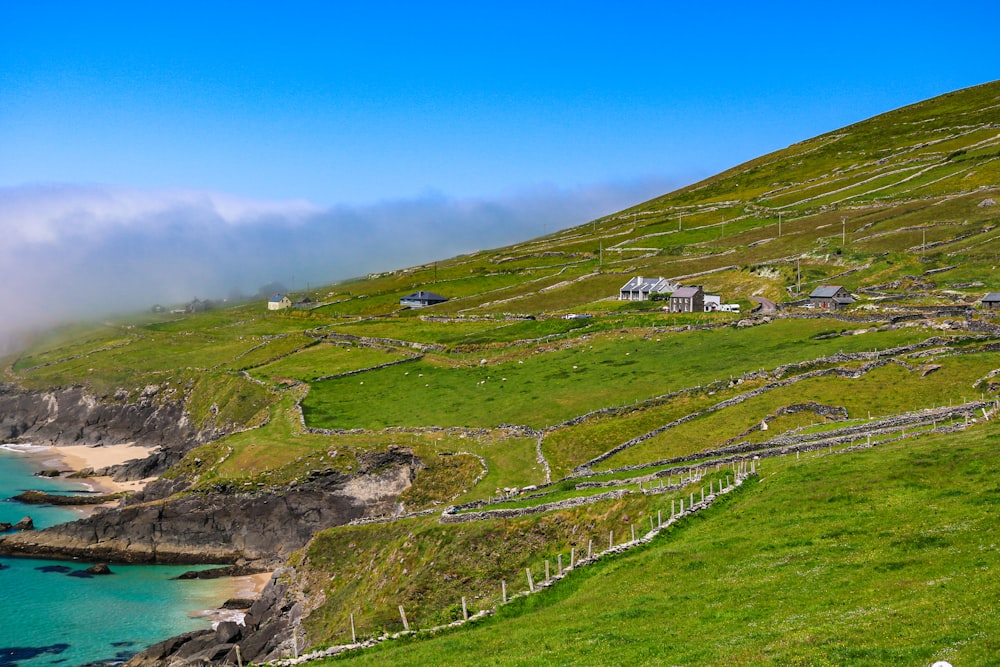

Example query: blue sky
[0,1,997,337]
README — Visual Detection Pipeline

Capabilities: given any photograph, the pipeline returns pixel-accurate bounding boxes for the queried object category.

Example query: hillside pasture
[301,321,939,431]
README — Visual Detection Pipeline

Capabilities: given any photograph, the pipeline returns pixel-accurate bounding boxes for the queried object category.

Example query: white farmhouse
[619,276,678,301]
[268,294,292,311]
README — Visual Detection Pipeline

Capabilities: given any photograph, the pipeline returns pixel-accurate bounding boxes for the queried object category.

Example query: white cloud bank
[0,179,675,348]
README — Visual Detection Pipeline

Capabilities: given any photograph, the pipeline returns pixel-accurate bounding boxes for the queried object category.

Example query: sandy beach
[197,571,275,627]
[44,443,159,493]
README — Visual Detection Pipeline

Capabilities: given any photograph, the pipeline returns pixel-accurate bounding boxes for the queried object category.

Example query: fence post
[570,547,575,568]
[502,579,507,603]
[462,596,468,621]
[558,553,563,575]
[526,568,535,592]
[609,530,614,549]
[658,509,662,527]
[588,539,593,558]
[350,612,356,644]
[631,524,636,542]
[545,559,550,582]
[399,605,410,632]
[672,499,676,517]
[650,516,655,532]
[701,488,705,503]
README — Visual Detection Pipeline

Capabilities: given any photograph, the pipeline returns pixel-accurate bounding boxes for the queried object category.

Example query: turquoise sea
[0,446,226,667]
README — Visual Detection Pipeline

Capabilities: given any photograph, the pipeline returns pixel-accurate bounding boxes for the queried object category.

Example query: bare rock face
[0,448,421,565]
[0,383,207,450]
[12,516,34,531]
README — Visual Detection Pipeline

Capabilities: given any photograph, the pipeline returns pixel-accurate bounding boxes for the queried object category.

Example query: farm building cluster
[618,276,739,313]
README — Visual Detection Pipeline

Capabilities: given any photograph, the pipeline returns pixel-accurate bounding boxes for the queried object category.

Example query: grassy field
[301,321,935,430]
[316,422,1000,666]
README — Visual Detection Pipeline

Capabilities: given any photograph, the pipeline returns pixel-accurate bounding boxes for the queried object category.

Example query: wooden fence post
[399,605,410,632]
[570,547,575,568]
[609,530,614,549]
[462,596,468,621]
[558,553,563,575]
[658,509,662,527]
[631,524,636,542]
[350,612,356,643]
[526,568,535,592]
[545,559,550,581]
[502,579,507,603]
[588,539,593,558]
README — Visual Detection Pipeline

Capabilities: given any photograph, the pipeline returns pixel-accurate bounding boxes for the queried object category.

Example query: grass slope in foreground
[323,422,1000,666]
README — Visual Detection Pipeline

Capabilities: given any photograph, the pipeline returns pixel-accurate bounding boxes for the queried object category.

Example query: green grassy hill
[3,80,999,665]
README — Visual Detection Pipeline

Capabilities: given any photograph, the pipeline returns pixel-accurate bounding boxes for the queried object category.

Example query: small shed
[982,292,1000,310]
[670,286,705,313]
[809,286,855,310]
[619,276,677,301]
[400,291,448,308]
[268,294,292,311]
[703,294,721,312]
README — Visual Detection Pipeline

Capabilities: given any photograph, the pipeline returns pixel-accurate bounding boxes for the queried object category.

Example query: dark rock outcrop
[0,448,421,565]
[14,490,124,505]
[127,568,298,667]
[85,563,113,575]
[0,383,205,449]
[13,516,34,531]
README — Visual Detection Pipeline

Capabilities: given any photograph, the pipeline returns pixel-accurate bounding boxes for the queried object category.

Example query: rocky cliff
[0,448,421,565]
[0,382,224,480]
[0,382,209,447]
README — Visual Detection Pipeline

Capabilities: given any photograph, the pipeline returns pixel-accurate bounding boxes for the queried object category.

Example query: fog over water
[0,179,676,350]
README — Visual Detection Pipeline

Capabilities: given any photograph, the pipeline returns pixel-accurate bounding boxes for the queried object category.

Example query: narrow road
[750,296,777,314]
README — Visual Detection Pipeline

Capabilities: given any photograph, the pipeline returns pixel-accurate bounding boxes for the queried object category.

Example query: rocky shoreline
[0,385,423,666]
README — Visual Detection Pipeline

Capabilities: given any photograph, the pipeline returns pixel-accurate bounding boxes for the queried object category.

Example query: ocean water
[0,446,225,667]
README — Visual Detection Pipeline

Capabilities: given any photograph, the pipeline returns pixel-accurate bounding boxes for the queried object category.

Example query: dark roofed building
[400,291,448,308]
[982,292,1000,310]
[669,285,704,313]
[809,285,854,310]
